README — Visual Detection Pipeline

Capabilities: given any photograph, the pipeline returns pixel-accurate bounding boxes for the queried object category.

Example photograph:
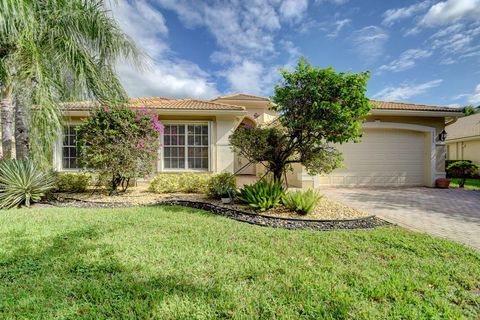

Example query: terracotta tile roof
[446,113,480,141]
[213,93,270,101]
[60,97,245,111]
[370,100,462,113]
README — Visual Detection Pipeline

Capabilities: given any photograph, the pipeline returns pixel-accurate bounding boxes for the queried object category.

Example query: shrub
[282,189,322,215]
[446,161,480,188]
[237,179,285,211]
[207,172,237,199]
[55,172,91,193]
[0,160,56,209]
[77,106,163,194]
[148,173,210,193]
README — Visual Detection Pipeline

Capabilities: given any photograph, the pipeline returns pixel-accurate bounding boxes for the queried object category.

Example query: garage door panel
[319,129,426,187]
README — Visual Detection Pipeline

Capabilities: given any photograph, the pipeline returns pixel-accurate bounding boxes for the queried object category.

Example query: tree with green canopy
[230,58,371,182]
[0,0,142,163]
[463,105,480,116]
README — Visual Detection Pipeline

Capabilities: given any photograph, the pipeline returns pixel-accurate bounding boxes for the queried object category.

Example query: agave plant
[0,160,56,209]
[282,189,322,215]
[237,179,285,211]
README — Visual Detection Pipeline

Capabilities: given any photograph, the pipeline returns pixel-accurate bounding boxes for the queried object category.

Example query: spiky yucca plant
[282,189,322,215]
[237,179,285,211]
[0,160,56,209]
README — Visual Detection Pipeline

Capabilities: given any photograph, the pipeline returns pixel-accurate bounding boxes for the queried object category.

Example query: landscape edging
[155,200,391,231]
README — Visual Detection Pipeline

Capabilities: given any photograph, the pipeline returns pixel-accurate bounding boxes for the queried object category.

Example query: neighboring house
[56,94,463,188]
[446,112,480,164]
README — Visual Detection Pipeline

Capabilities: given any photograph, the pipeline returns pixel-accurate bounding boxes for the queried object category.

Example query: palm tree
[0,0,142,163]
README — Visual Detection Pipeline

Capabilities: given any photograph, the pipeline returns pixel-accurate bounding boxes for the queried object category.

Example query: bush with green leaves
[0,160,56,209]
[148,173,210,193]
[77,106,163,195]
[446,161,480,188]
[55,172,91,193]
[282,189,322,215]
[206,172,237,199]
[237,179,285,211]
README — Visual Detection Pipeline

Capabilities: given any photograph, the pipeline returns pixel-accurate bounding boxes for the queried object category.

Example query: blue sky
[112,0,480,107]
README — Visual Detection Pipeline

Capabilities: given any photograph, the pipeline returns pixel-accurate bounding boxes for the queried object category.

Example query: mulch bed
[47,198,390,231]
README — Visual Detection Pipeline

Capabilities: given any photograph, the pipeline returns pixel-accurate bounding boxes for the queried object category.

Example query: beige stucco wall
[213,98,277,125]
[57,105,450,189]
[55,112,242,174]
[295,115,447,188]
[447,139,480,164]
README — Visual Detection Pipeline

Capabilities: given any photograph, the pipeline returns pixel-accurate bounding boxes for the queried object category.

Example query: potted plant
[435,178,451,189]
[219,185,235,204]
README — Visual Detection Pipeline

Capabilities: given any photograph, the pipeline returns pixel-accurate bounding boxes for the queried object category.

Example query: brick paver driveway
[322,187,480,249]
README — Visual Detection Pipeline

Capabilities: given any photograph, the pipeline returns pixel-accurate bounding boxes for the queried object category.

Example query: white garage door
[318,129,426,186]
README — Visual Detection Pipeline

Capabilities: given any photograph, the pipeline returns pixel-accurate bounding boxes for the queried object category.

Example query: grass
[450,178,480,190]
[0,206,479,319]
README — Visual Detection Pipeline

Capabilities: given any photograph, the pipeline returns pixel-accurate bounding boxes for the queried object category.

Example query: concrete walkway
[322,187,480,250]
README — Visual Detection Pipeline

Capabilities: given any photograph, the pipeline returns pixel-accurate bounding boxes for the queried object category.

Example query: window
[62,125,80,169]
[163,124,209,170]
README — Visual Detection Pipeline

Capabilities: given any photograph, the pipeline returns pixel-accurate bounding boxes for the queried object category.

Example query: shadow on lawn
[0,226,224,318]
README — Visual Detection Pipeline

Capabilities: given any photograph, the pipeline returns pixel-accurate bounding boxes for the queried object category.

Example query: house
[55,94,463,188]
[446,112,480,164]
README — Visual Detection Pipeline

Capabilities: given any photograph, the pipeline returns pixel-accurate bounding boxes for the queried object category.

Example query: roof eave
[446,135,480,143]
[370,109,464,117]
[61,108,246,116]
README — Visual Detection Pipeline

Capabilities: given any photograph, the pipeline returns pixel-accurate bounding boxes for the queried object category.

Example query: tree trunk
[1,86,14,159]
[14,95,29,160]
[272,165,284,183]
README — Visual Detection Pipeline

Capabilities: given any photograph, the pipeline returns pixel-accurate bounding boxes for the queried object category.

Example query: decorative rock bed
[155,200,390,231]
[47,197,390,231]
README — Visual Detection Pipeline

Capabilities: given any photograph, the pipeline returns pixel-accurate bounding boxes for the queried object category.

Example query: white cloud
[421,0,480,26]
[382,1,432,26]
[432,33,476,55]
[153,0,307,95]
[117,60,219,98]
[378,49,432,72]
[315,0,349,4]
[280,0,309,22]
[110,0,219,99]
[440,57,457,65]
[327,19,351,38]
[112,0,169,57]
[431,23,464,38]
[154,0,289,62]
[351,26,389,63]
[221,40,301,95]
[451,85,480,104]
[468,84,480,104]
[373,79,443,101]
[223,60,265,95]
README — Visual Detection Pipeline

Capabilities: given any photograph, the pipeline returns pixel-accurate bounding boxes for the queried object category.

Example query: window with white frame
[163,124,209,170]
[62,125,80,169]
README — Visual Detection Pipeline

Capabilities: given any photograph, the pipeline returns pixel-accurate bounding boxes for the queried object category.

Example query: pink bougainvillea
[77,105,164,194]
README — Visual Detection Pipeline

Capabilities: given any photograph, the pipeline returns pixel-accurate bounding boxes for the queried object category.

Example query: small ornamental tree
[447,161,480,188]
[230,58,371,182]
[77,106,163,194]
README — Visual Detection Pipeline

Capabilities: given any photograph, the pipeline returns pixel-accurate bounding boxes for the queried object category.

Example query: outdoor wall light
[438,130,447,142]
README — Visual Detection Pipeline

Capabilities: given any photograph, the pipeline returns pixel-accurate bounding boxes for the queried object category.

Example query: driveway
[322,187,480,249]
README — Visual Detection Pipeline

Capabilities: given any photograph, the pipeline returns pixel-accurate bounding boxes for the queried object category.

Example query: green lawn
[450,178,480,190]
[0,206,479,319]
